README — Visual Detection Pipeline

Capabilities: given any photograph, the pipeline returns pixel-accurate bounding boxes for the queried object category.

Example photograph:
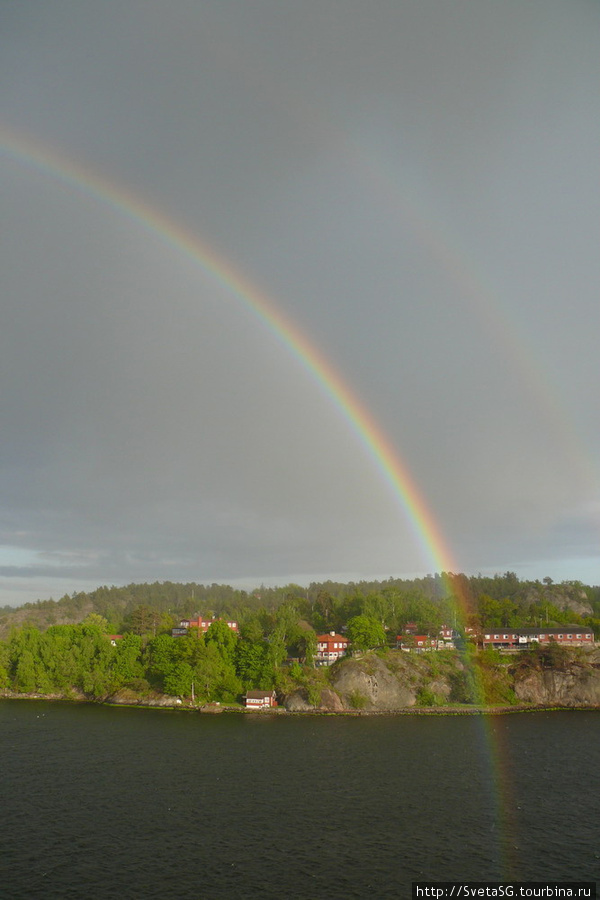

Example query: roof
[397,635,434,641]
[485,627,592,636]
[245,690,276,700]
[316,633,346,642]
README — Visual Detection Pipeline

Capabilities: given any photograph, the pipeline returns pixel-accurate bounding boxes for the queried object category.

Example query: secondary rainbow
[2,125,520,875]
[214,53,594,491]
[0,124,459,579]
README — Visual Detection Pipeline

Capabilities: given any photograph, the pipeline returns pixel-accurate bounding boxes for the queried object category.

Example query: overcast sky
[1,0,599,606]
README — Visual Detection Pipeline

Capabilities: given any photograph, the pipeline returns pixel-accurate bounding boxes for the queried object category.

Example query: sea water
[1,702,598,898]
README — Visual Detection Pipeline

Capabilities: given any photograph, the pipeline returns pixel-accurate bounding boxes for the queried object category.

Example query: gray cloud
[0,1,599,604]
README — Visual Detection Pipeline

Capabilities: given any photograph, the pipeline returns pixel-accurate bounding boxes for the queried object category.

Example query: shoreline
[2,690,599,716]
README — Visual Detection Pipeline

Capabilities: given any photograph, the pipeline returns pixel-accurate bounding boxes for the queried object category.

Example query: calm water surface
[1,702,598,899]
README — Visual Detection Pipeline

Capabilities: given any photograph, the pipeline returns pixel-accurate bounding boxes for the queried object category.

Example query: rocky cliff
[283,648,600,712]
[522,583,593,618]
[329,655,418,709]
[512,647,600,706]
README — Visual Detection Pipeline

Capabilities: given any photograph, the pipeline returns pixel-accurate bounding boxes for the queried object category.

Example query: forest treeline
[0,572,598,705]
[1,571,599,639]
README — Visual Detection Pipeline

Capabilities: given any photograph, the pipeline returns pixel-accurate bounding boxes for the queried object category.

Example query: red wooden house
[396,634,437,651]
[315,632,349,666]
[481,627,594,649]
[245,690,277,709]
[179,616,239,634]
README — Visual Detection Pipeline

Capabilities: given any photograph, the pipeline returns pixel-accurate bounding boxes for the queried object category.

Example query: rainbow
[2,124,522,875]
[0,124,458,578]
[198,44,594,491]
[350,146,597,492]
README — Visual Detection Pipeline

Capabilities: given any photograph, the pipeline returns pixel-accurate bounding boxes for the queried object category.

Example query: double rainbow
[2,124,524,875]
[0,124,458,580]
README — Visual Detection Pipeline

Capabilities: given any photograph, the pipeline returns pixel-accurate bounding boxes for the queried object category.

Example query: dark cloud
[0,1,599,603]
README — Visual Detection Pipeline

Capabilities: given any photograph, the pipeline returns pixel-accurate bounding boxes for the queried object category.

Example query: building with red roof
[315,632,349,666]
[178,616,238,634]
[245,690,277,709]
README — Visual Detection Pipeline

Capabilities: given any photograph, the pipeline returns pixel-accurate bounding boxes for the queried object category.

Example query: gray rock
[331,656,417,709]
[429,679,451,700]
[319,688,344,711]
[514,663,600,705]
[284,690,314,711]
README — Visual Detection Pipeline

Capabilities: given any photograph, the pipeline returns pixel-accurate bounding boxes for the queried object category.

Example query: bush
[538,642,572,668]
[417,688,434,707]
[516,642,572,671]
[289,661,303,680]
[416,687,444,707]
[479,647,503,667]
[449,668,478,704]
[348,690,368,709]
[306,683,321,707]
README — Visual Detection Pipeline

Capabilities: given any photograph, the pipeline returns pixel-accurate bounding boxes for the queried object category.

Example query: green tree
[164,661,194,697]
[0,640,9,689]
[14,648,37,692]
[205,619,238,662]
[128,605,161,637]
[76,629,114,697]
[193,644,241,703]
[313,590,335,630]
[239,617,264,643]
[81,613,109,633]
[110,633,143,688]
[9,628,48,692]
[297,629,317,666]
[38,625,79,691]
[346,615,386,651]
[478,595,502,628]
[235,640,275,689]
[145,633,179,690]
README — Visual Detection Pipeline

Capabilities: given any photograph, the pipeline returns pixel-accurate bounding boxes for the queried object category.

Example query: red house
[315,632,349,666]
[179,616,239,634]
[481,627,594,649]
[245,690,277,709]
[396,634,437,651]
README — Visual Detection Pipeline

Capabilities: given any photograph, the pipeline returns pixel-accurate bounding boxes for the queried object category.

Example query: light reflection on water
[1,702,598,899]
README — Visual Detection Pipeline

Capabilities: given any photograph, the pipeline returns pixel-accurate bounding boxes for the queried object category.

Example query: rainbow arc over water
[2,124,522,876]
[0,124,458,579]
